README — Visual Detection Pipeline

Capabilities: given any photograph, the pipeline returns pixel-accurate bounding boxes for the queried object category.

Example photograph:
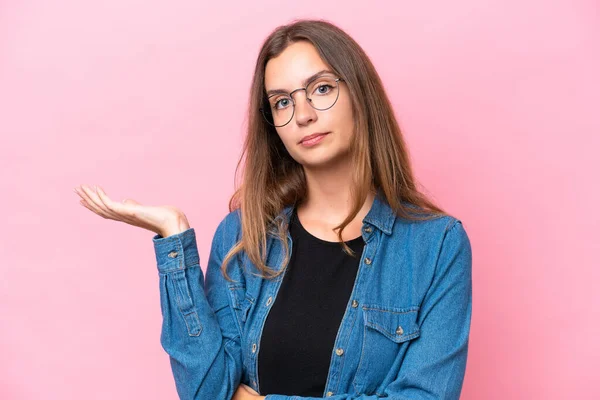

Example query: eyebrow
[266,69,334,97]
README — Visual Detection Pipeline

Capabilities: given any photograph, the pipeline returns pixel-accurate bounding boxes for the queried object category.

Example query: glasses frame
[259,75,345,127]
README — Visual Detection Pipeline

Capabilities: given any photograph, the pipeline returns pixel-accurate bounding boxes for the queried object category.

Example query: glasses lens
[307,76,339,110]
[265,95,294,127]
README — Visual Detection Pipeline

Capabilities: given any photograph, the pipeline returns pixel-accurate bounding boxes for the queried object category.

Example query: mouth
[298,132,330,145]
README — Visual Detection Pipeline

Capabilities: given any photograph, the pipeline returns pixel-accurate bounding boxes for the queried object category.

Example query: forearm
[154,227,244,400]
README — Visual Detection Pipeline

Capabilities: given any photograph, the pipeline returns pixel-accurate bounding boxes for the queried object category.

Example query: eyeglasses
[260,74,345,127]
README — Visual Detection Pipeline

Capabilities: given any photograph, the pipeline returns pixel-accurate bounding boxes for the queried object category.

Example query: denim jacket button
[266,296,273,306]
[252,343,257,353]
[326,391,334,396]
[396,325,404,335]
[364,257,372,265]
[351,300,359,308]
[167,251,178,258]
[364,226,372,233]
[335,348,344,356]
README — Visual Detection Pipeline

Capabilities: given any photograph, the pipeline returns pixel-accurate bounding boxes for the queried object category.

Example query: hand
[232,383,266,400]
[74,184,190,237]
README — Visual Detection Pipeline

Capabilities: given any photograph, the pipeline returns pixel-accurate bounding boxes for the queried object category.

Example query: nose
[291,89,317,126]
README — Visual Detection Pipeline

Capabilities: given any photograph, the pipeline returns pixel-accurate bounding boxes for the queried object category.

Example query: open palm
[74,184,188,237]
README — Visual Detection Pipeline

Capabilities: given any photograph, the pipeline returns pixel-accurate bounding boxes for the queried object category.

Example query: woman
[74,19,472,400]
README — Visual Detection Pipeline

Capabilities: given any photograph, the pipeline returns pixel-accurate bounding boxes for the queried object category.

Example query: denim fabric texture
[152,191,473,399]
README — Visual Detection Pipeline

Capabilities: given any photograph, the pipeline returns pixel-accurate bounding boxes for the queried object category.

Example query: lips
[299,132,330,144]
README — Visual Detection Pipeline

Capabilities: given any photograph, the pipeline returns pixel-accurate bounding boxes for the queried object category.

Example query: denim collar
[276,188,396,235]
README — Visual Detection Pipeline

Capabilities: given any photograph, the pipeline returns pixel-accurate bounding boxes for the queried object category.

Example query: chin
[300,152,347,169]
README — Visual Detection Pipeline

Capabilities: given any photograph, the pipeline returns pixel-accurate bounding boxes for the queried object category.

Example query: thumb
[122,198,139,205]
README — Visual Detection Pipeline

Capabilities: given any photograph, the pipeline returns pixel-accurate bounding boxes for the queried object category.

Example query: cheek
[332,102,355,138]
[275,130,297,152]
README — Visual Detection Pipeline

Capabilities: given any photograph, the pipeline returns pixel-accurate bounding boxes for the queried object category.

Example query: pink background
[1,1,598,399]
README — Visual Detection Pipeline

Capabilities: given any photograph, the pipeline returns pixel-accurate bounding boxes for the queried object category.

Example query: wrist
[161,213,190,238]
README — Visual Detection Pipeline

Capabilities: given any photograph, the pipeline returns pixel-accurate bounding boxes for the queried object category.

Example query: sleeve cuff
[152,227,200,273]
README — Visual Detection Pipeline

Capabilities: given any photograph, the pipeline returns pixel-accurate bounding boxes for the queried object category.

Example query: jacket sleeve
[153,217,244,400]
[264,219,473,400]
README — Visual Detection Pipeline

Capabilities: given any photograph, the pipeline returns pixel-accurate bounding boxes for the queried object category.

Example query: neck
[298,158,375,225]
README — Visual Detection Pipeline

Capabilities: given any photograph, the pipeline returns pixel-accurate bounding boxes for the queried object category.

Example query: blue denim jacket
[152,192,472,399]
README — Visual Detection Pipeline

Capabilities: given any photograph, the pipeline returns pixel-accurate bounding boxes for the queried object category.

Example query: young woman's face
[264,41,354,170]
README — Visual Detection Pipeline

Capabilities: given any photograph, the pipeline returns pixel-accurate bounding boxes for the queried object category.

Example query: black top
[257,207,365,397]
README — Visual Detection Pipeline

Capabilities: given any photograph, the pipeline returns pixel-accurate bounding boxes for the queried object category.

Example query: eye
[314,84,333,95]
[273,97,292,110]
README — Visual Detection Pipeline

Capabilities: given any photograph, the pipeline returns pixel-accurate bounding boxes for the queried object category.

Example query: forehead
[264,41,329,91]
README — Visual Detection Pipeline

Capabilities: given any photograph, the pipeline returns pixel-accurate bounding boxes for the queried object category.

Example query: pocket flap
[229,284,245,310]
[240,294,254,322]
[228,284,254,324]
[362,306,420,343]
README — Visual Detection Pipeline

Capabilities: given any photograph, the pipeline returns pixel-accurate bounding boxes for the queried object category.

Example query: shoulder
[219,208,242,230]
[395,210,464,235]
[213,208,243,247]
[392,212,471,258]
[388,213,472,292]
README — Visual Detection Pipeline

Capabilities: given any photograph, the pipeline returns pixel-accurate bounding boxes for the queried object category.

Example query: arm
[153,217,244,400]
[264,220,473,400]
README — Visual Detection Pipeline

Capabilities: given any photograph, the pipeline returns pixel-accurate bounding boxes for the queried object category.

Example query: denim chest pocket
[352,305,421,396]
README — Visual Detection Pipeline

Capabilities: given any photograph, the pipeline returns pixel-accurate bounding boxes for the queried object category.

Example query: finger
[98,187,139,215]
[94,186,127,217]
[81,185,117,218]
[122,198,140,205]
[74,186,87,201]
[96,187,159,230]
[76,186,106,217]
[96,186,141,218]
[75,187,111,220]
[80,185,122,221]
[79,198,100,215]
[99,188,148,227]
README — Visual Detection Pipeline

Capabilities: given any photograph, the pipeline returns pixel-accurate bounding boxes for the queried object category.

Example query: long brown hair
[221,18,447,281]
